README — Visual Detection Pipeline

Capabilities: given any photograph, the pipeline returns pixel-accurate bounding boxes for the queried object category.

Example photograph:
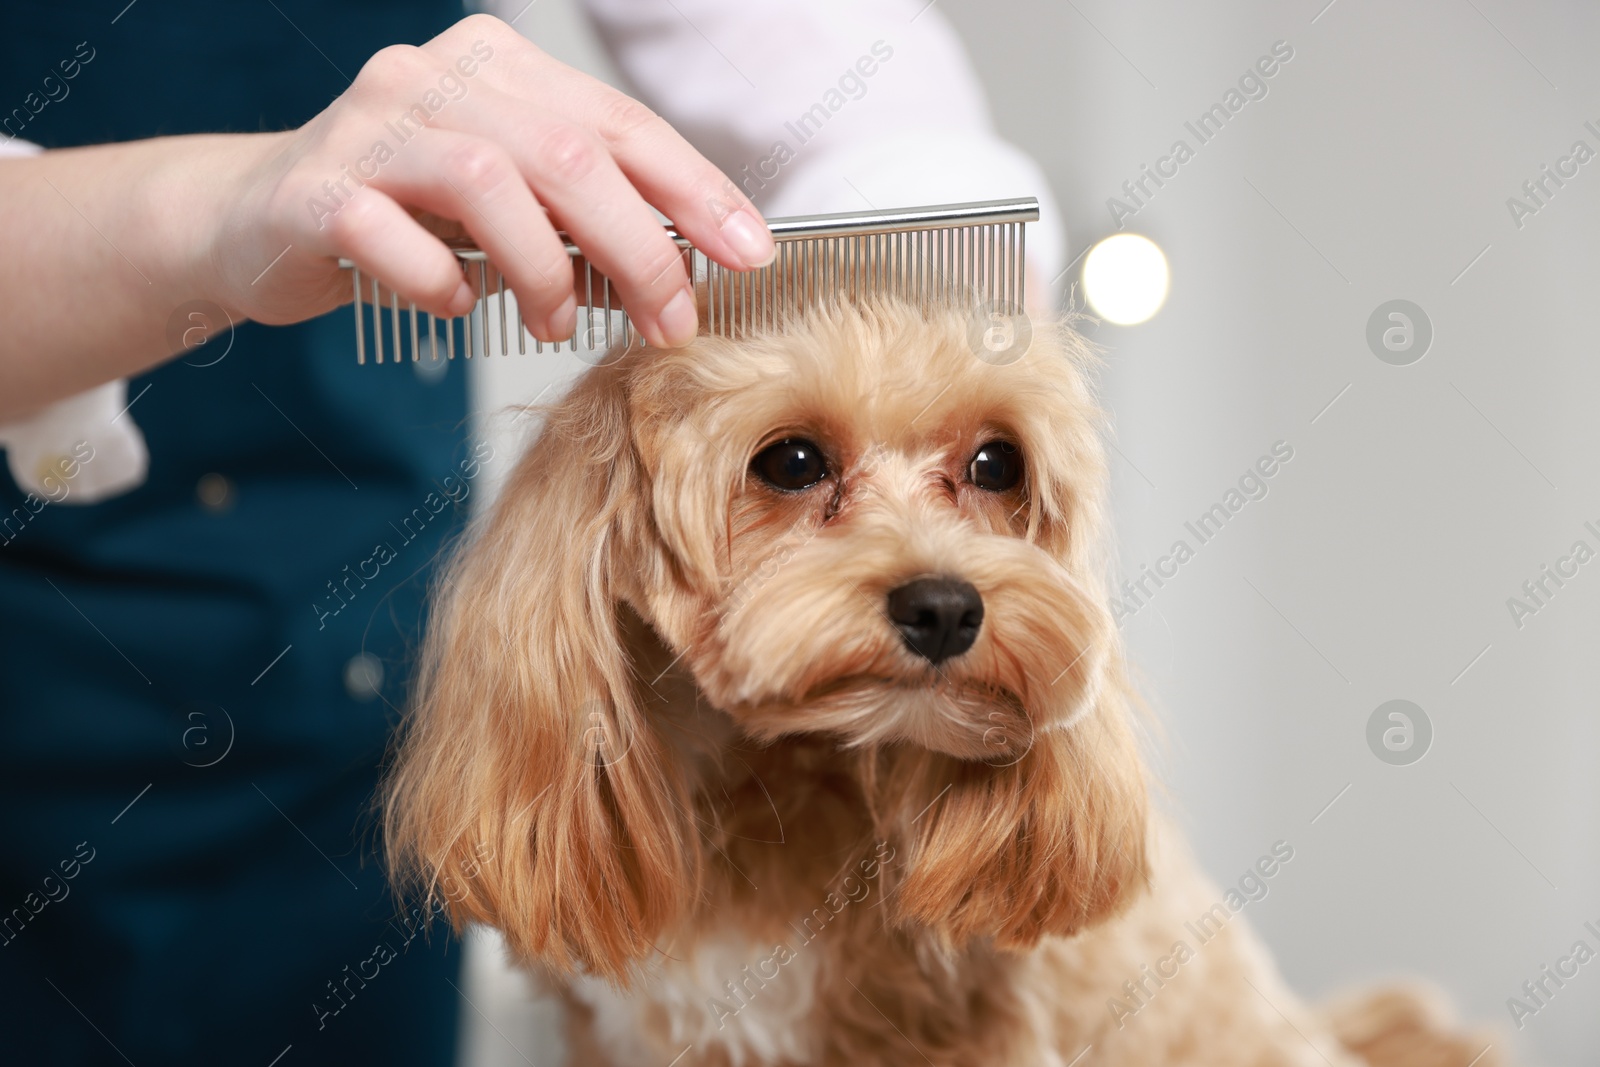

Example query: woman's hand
[207,13,774,349]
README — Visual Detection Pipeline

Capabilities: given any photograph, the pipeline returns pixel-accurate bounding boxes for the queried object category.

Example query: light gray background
[459,2,1600,1064]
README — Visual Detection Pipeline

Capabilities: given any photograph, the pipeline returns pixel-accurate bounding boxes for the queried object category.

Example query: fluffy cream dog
[385,289,1502,1066]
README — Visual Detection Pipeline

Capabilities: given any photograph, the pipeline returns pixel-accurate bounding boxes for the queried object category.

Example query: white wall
[465,3,1600,1064]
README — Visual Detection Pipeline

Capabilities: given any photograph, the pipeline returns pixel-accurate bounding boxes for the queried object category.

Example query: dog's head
[385,297,1148,978]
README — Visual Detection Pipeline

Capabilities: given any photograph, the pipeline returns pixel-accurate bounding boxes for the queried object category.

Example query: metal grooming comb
[337,197,1037,364]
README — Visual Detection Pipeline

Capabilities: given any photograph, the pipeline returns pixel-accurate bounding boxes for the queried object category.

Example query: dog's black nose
[886,577,984,664]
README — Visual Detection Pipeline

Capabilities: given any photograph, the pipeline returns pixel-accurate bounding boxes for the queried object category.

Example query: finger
[444,85,699,348]
[320,186,475,318]
[553,78,776,272]
[365,127,577,341]
[422,22,775,272]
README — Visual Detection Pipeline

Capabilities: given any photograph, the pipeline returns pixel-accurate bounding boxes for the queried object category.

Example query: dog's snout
[886,577,983,664]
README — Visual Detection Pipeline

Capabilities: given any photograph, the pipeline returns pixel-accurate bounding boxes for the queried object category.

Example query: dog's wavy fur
[384,289,1505,1065]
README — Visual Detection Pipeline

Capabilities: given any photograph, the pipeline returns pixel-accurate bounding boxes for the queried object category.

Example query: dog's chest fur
[570,934,826,1066]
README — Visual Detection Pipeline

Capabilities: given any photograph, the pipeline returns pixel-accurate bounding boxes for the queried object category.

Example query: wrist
[139,132,291,323]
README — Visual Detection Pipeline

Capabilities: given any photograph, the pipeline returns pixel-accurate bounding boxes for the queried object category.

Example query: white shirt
[510,0,1067,286]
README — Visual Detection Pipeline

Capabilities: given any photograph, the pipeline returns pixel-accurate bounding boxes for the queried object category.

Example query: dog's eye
[752,438,829,491]
[969,441,1022,492]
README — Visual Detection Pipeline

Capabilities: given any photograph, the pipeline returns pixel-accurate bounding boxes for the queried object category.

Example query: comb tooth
[1017,222,1027,313]
[934,228,947,307]
[985,224,993,306]
[888,232,895,298]
[446,307,456,361]
[1008,222,1016,313]
[496,268,508,356]
[424,311,436,361]
[828,236,836,311]
[913,230,923,310]
[829,236,835,307]
[1001,222,1009,311]
[1003,223,1011,312]
[935,229,944,306]
[889,230,902,300]
[977,224,984,308]
[851,231,864,302]
[905,230,914,307]
[817,237,826,309]
[958,225,967,305]
[983,224,991,310]
[773,243,783,328]
[905,230,912,301]
[409,300,420,362]
[992,222,1004,308]
[885,231,893,300]
[352,267,366,365]
[370,276,383,364]
[992,223,1000,309]
[885,232,893,301]
[474,260,487,359]
[897,231,906,301]
[980,224,989,309]
[389,287,402,367]
[603,271,612,351]
[518,276,527,355]
[964,225,973,305]
[804,239,813,315]
[977,224,985,305]
[580,259,591,356]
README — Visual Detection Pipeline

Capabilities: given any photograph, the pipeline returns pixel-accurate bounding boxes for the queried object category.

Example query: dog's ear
[870,669,1148,949]
[384,368,699,980]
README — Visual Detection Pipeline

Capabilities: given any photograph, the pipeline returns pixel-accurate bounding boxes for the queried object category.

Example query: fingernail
[448,280,476,317]
[657,288,698,347]
[546,295,576,341]
[721,209,775,268]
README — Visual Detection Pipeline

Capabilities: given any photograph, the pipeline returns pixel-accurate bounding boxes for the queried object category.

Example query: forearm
[0,134,279,421]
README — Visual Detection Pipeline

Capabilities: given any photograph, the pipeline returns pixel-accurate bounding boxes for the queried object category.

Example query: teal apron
[1,2,474,1062]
